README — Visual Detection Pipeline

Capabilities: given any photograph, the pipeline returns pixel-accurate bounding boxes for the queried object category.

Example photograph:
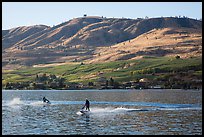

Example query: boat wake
[4,98,201,112]
[4,98,51,107]
[76,107,148,116]
[76,105,202,117]
[6,98,24,106]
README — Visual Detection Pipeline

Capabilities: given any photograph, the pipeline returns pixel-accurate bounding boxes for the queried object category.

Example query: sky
[2,2,202,30]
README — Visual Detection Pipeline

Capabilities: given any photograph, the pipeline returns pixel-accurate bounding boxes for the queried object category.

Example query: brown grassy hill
[2,16,202,69]
[3,16,201,50]
[2,25,49,50]
[62,17,202,48]
[3,16,104,51]
[87,27,202,63]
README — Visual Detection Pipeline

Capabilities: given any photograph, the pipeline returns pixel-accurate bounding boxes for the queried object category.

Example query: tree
[49,74,57,80]
[5,82,12,89]
[88,82,94,86]
[175,55,180,59]
[130,71,134,76]
[106,80,109,87]
[41,73,47,81]
[113,81,120,89]
[109,77,114,86]
[32,82,37,89]
[81,62,84,65]
[58,78,65,88]
[36,74,39,81]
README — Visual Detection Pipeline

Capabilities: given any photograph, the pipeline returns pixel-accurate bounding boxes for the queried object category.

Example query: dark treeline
[3,72,202,90]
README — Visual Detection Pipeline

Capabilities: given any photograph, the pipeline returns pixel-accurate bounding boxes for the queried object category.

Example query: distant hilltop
[2,16,202,68]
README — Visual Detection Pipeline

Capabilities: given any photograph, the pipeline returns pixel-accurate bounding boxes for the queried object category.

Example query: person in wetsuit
[82,98,90,111]
[43,97,50,104]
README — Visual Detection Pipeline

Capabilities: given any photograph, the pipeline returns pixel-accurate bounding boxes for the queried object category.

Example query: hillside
[88,27,202,63]
[2,56,202,90]
[2,16,202,70]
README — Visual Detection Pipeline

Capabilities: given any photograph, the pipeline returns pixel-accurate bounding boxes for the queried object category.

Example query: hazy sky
[2,2,202,30]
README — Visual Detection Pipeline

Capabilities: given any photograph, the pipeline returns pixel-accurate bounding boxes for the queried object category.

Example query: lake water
[2,89,202,135]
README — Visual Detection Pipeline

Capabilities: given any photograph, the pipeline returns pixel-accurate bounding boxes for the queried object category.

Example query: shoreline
[2,88,202,91]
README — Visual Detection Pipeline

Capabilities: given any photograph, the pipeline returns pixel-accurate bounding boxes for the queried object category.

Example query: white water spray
[7,98,24,106]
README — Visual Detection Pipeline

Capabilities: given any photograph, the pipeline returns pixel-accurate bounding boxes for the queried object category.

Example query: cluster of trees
[4,82,30,90]
[4,74,66,90]
[153,72,202,89]
[33,74,66,89]
[3,74,121,90]
[3,74,120,90]
[97,77,120,89]
[3,72,202,90]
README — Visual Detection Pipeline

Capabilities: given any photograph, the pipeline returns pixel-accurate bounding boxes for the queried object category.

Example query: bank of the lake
[2,56,202,90]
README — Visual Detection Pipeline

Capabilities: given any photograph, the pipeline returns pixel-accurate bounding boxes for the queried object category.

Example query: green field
[2,56,202,88]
